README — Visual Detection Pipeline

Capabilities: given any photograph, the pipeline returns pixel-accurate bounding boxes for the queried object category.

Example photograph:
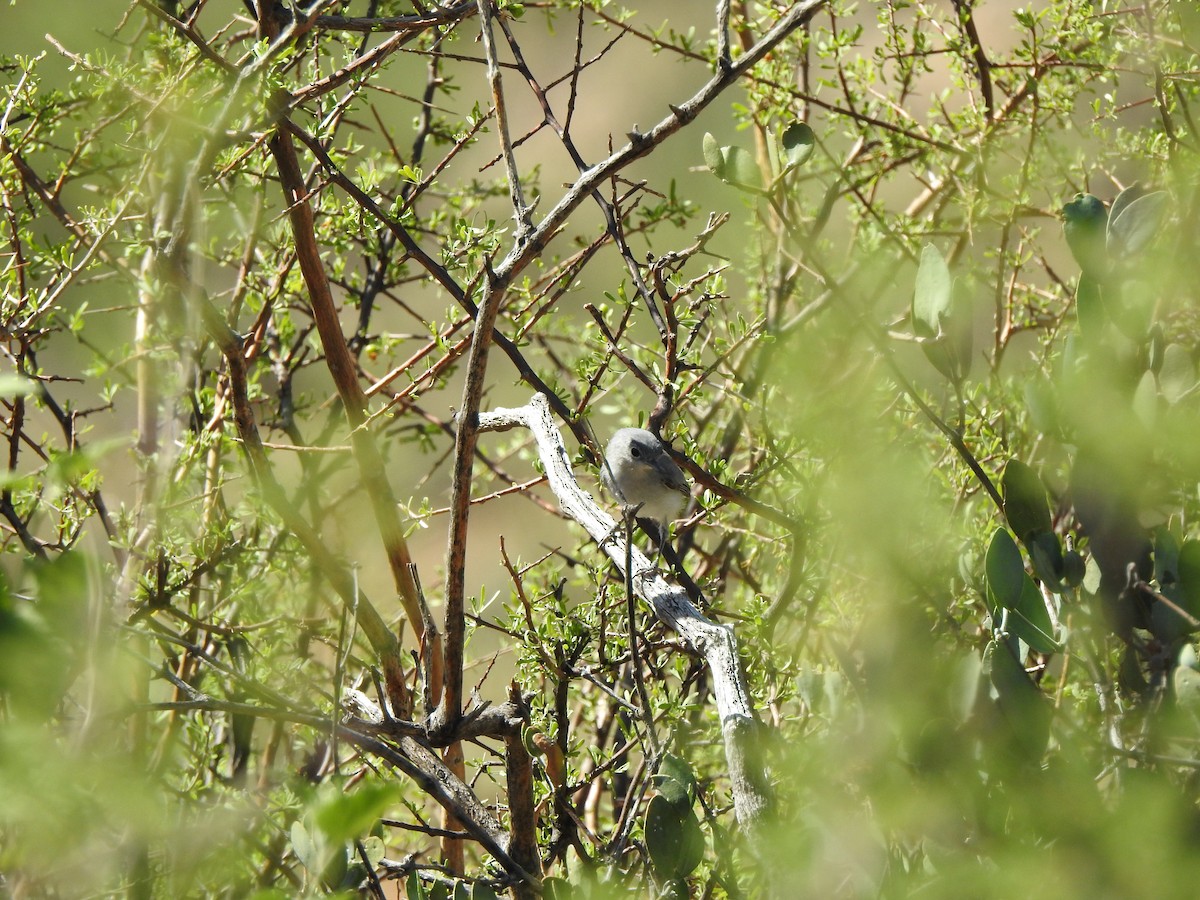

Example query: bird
[600,427,690,544]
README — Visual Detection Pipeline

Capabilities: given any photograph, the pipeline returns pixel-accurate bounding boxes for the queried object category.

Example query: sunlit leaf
[781,121,815,167]
[721,144,761,190]
[702,132,723,178]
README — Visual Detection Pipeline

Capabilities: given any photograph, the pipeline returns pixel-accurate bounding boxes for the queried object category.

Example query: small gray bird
[601,427,690,541]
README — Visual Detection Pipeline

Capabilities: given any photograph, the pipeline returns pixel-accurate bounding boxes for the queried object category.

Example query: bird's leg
[599,501,645,550]
[660,535,706,608]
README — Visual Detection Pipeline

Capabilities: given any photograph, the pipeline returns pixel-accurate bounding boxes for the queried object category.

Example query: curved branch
[477,394,773,829]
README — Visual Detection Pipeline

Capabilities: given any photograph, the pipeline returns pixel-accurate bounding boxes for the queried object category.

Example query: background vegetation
[3,0,1200,896]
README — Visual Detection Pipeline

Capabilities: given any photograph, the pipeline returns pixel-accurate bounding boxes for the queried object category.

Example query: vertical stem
[440,272,505,729]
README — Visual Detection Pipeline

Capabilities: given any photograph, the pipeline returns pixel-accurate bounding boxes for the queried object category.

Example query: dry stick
[478,0,532,243]
[439,267,505,735]
[477,395,772,829]
[340,725,540,886]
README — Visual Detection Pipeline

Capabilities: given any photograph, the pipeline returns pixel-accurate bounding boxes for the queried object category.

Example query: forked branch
[477,394,773,828]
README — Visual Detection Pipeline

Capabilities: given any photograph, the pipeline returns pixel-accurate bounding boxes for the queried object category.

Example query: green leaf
[982,639,1052,757]
[653,753,696,809]
[290,821,322,875]
[701,132,723,178]
[407,871,429,900]
[1151,588,1196,641]
[781,121,815,168]
[1158,344,1196,405]
[322,845,348,891]
[1177,541,1200,613]
[721,144,761,190]
[912,243,952,339]
[1010,571,1059,653]
[1028,530,1065,593]
[360,835,386,868]
[315,783,400,845]
[1002,460,1052,541]
[645,794,705,880]
[985,529,1026,611]
[1107,189,1167,259]
[541,876,571,900]
[1024,377,1060,437]
[1132,369,1158,428]
[0,374,38,398]
[921,278,974,383]
[1177,0,1200,46]
[1174,663,1200,718]
[1154,526,1181,586]
[470,880,500,900]
[1082,554,1102,595]
[1063,193,1109,278]
[1075,274,1106,339]
[1062,549,1086,588]
[1107,183,1144,227]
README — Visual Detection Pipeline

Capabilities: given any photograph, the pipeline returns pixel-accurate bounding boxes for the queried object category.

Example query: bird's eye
[630,446,641,457]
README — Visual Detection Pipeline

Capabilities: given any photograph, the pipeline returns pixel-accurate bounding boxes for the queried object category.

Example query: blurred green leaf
[1177,0,1200,44]
[0,374,38,398]
[1154,526,1181,585]
[1063,192,1109,278]
[360,835,385,867]
[315,783,400,845]
[1002,461,1052,541]
[1024,377,1060,437]
[701,132,722,178]
[1178,541,1200,612]
[1107,183,1143,225]
[1158,344,1196,405]
[1132,369,1159,428]
[912,243,952,339]
[290,821,322,875]
[983,639,1052,757]
[1107,189,1167,258]
[1174,663,1200,721]
[1075,273,1106,338]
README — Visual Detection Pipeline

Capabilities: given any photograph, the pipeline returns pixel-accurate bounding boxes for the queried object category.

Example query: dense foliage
[3,0,1200,897]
